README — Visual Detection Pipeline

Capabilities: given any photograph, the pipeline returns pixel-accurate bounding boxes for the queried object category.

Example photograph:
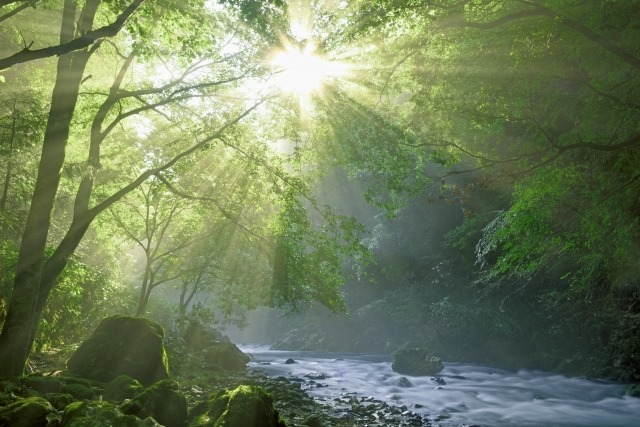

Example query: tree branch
[0,0,145,70]
[86,99,265,220]
[154,173,264,241]
[0,1,30,24]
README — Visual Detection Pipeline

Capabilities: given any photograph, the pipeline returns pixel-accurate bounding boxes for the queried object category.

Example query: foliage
[475,163,640,293]
[0,240,132,352]
[36,259,134,352]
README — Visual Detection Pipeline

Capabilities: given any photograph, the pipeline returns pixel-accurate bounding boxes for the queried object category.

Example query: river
[240,344,639,427]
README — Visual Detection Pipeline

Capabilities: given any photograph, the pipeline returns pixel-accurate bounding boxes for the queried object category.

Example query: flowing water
[240,345,640,427]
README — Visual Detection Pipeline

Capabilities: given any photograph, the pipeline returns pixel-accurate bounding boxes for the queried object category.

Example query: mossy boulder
[103,375,144,402]
[43,393,75,411]
[392,348,444,376]
[187,385,286,427]
[61,400,160,427]
[61,382,95,400]
[120,380,187,427]
[184,322,225,351]
[0,396,53,427]
[202,342,250,371]
[66,315,169,385]
[25,375,63,394]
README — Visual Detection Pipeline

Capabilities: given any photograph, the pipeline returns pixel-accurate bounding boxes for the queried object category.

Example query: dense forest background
[0,0,639,382]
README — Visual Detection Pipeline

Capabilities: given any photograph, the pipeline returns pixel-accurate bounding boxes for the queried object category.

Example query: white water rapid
[241,345,640,427]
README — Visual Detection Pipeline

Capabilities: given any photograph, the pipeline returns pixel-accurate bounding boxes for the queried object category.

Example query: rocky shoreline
[0,316,472,427]
[0,356,472,427]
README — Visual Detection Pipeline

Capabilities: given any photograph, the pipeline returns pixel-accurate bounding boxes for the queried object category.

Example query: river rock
[184,321,226,350]
[397,377,413,388]
[187,385,286,427]
[66,315,170,385]
[120,380,187,427]
[203,341,250,371]
[392,348,443,376]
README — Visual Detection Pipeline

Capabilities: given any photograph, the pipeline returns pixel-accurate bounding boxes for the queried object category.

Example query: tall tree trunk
[0,100,16,212]
[0,0,100,378]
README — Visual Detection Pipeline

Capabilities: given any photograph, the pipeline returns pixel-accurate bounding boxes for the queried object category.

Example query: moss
[43,393,75,411]
[25,375,63,394]
[120,380,187,427]
[103,375,143,402]
[61,400,160,427]
[66,315,169,385]
[0,396,53,427]
[202,343,250,372]
[187,385,286,427]
[61,383,95,400]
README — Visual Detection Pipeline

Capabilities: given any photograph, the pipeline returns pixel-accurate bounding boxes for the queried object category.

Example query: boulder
[61,382,95,400]
[120,380,187,427]
[392,348,444,376]
[184,322,226,350]
[66,315,170,385]
[0,397,52,427]
[43,393,75,411]
[187,385,286,427]
[396,377,413,388]
[203,342,250,371]
[25,375,63,394]
[103,375,144,402]
[61,400,160,427]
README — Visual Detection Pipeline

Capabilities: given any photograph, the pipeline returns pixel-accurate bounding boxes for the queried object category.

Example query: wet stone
[431,376,446,385]
[397,377,414,388]
[304,372,327,380]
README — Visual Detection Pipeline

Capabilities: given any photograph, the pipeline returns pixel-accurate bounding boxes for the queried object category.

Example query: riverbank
[9,343,639,427]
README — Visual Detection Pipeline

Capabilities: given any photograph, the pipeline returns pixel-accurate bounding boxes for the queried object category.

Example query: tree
[0,0,268,377]
[0,0,372,378]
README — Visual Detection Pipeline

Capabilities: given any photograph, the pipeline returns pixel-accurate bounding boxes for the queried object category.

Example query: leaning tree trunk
[0,0,100,378]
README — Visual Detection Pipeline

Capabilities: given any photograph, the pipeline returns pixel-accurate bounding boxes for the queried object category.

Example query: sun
[270,43,349,96]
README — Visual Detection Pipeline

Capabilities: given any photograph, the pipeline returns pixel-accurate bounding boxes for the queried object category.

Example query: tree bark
[0,0,99,378]
[0,101,16,212]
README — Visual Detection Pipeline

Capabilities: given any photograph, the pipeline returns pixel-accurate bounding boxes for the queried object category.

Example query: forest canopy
[0,0,639,379]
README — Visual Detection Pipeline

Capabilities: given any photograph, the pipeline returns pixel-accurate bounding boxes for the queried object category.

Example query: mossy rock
[392,348,444,376]
[0,379,29,406]
[61,400,160,427]
[184,322,223,351]
[188,385,286,427]
[61,383,95,400]
[120,380,187,427]
[629,384,640,398]
[66,315,169,385]
[0,396,53,427]
[57,377,95,389]
[202,342,250,372]
[43,393,75,411]
[25,375,63,394]
[103,375,144,402]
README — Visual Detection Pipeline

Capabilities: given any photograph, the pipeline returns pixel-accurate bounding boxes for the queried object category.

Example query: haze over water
[242,345,640,427]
